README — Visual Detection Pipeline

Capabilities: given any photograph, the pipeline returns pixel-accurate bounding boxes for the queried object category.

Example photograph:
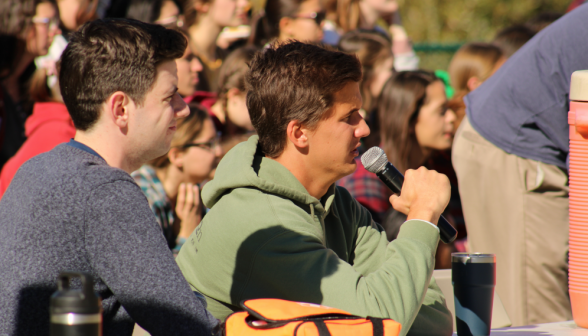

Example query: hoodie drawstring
[310,204,327,247]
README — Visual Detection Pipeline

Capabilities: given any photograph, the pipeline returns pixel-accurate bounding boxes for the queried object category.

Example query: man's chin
[338,161,358,180]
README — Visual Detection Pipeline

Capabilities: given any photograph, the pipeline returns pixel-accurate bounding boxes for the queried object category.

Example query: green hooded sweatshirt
[176,136,453,336]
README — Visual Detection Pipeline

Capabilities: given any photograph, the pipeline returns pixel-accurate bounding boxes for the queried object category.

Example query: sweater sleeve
[84,180,217,336]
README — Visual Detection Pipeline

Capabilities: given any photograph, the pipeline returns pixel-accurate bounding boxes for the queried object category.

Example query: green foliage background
[397,0,570,70]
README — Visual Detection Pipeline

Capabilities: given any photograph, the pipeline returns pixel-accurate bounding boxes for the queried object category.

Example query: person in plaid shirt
[338,156,391,224]
[132,103,221,253]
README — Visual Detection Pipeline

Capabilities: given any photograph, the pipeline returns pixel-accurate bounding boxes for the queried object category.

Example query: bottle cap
[452,253,495,264]
[50,272,101,314]
[570,70,588,102]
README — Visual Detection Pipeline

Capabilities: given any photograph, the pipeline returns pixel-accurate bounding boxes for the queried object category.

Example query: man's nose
[192,58,203,72]
[174,94,190,119]
[356,117,370,138]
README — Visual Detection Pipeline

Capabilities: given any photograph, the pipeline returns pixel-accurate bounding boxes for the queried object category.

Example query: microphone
[361,147,457,244]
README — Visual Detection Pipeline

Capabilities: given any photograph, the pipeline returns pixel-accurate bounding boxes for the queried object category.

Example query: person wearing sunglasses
[132,102,222,254]
[248,0,325,47]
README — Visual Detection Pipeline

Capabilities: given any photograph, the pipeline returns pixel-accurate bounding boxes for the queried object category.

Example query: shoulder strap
[369,317,384,336]
[313,320,331,336]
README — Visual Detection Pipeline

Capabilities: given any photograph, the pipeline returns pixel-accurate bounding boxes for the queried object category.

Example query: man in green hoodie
[177,41,453,336]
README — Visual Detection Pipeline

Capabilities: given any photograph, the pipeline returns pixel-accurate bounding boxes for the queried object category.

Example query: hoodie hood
[202,135,332,210]
[25,102,72,137]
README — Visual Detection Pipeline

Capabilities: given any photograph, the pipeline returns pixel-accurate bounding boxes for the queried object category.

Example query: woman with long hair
[338,29,393,113]
[132,103,221,253]
[326,0,417,71]
[0,0,61,169]
[210,46,257,138]
[184,0,249,91]
[378,71,455,174]
[378,71,461,267]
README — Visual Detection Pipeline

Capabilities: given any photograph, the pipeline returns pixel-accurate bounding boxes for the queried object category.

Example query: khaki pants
[452,117,571,326]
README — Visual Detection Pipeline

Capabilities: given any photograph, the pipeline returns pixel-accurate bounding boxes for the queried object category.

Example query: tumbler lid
[570,70,588,102]
[452,253,495,264]
[50,271,101,314]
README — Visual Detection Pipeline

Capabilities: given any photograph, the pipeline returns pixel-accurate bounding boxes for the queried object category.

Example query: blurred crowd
[1,0,586,330]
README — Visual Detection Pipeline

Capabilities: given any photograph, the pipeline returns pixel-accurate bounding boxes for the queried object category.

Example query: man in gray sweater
[0,19,218,335]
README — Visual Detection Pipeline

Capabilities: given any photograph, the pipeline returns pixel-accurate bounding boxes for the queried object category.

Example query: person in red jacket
[0,68,75,198]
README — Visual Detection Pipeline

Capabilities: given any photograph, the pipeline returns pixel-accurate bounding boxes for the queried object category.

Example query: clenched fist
[389,166,451,225]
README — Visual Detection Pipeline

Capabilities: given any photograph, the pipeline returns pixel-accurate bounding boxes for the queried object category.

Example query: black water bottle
[50,272,102,336]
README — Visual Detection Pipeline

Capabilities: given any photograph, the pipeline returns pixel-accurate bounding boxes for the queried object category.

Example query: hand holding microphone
[361,147,457,244]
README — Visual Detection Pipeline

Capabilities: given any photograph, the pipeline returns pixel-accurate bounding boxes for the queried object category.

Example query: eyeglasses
[291,12,326,26]
[180,136,220,152]
[32,16,60,31]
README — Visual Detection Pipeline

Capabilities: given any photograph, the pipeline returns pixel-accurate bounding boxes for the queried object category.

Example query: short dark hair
[59,18,187,131]
[246,41,361,158]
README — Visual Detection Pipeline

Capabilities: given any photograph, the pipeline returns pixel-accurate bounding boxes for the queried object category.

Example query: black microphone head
[361,147,388,174]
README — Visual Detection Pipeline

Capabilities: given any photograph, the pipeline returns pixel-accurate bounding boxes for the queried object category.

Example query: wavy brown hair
[377,70,439,173]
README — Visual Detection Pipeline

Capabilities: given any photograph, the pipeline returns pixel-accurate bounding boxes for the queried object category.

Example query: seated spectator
[184,0,249,91]
[492,25,535,58]
[447,43,504,129]
[56,0,98,36]
[248,0,325,47]
[175,29,205,98]
[125,0,183,27]
[337,29,394,115]
[132,103,221,253]
[176,41,453,336]
[332,0,417,71]
[0,0,61,169]
[0,54,75,198]
[0,19,217,335]
[210,46,257,148]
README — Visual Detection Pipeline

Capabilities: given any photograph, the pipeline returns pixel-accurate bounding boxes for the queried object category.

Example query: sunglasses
[291,11,326,26]
[180,136,220,152]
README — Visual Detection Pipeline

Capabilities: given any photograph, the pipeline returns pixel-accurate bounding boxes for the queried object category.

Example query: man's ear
[168,147,185,168]
[106,91,131,128]
[285,119,309,149]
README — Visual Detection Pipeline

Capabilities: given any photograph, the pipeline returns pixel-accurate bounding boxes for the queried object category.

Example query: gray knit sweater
[0,143,217,336]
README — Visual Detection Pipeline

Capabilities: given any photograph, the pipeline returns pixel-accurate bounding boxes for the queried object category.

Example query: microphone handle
[377,163,457,244]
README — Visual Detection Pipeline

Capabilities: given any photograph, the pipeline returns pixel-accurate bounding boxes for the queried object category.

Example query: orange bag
[218,298,402,336]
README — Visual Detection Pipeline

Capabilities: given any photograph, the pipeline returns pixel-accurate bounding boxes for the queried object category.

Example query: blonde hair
[336,0,360,32]
[448,43,503,95]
